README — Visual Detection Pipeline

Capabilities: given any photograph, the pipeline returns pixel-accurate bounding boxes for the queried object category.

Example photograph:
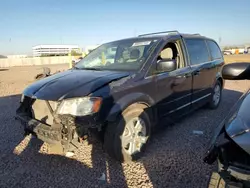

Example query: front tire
[104,104,151,162]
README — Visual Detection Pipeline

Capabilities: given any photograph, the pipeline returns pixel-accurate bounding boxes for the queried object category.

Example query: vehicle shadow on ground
[0,94,127,188]
[0,68,9,71]
[138,88,244,187]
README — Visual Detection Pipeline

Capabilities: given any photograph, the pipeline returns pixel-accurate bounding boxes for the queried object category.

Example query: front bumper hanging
[15,114,61,144]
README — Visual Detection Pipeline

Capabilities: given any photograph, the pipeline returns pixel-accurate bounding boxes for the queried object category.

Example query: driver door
[155,39,193,118]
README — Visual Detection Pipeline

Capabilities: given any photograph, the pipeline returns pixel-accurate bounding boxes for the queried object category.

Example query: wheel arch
[217,77,223,88]
[105,92,156,124]
[214,71,224,89]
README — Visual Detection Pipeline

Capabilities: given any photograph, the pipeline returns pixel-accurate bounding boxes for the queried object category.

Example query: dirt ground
[224,54,250,63]
[0,56,250,188]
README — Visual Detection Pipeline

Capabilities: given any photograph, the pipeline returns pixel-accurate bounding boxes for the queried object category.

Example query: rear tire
[208,80,222,109]
[104,104,151,162]
[208,172,227,188]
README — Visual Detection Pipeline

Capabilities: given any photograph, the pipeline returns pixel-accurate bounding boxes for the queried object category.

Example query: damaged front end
[204,91,250,187]
[16,95,101,153]
[15,67,131,154]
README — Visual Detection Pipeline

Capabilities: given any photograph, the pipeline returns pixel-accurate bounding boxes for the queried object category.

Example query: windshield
[75,38,159,71]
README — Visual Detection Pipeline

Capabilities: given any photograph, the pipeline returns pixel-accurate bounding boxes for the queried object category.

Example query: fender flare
[106,92,155,122]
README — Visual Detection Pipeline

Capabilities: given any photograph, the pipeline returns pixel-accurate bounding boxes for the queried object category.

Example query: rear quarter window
[185,39,210,65]
[206,40,222,60]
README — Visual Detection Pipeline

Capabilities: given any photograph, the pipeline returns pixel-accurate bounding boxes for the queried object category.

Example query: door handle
[176,73,191,78]
[172,75,186,87]
[176,75,185,78]
[193,70,200,76]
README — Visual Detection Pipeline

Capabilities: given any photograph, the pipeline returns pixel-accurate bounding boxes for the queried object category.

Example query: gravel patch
[0,65,249,188]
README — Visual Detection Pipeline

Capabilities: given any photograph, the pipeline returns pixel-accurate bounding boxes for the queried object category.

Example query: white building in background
[32,45,80,57]
[7,55,27,58]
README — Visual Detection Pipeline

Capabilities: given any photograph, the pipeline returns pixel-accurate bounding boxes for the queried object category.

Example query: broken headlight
[57,97,102,116]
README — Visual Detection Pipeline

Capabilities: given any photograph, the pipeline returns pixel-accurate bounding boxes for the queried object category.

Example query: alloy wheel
[121,117,148,155]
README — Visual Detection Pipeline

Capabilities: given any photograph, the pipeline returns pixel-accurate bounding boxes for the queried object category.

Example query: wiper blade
[73,66,101,71]
[82,67,102,71]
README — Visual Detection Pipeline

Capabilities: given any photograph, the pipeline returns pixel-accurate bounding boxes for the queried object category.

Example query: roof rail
[192,33,201,36]
[138,30,180,37]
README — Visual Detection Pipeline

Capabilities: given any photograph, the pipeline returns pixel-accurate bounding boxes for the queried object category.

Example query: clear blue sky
[0,0,250,55]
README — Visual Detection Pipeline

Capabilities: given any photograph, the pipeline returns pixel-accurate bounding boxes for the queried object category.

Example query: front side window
[185,39,210,65]
[75,39,159,71]
[207,40,222,60]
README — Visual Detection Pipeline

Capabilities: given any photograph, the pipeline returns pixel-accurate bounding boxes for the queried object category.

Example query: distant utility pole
[9,37,12,55]
[219,36,222,46]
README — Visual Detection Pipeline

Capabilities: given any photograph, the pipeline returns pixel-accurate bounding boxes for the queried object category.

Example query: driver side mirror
[157,59,177,72]
[222,62,250,80]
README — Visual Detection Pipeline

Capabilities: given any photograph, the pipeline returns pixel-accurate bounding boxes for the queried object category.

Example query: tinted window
[185,39,210,65]
[207,40,222,60]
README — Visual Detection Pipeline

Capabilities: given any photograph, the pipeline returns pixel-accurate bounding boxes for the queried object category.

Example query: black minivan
[16,31,224,162]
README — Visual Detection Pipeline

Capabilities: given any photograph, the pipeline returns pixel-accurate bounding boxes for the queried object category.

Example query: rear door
[206,39,224,81]
[184,38,215,108]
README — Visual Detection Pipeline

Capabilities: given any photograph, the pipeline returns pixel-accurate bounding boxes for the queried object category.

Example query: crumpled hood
[226,89,250,155]
[23,69,130,101]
